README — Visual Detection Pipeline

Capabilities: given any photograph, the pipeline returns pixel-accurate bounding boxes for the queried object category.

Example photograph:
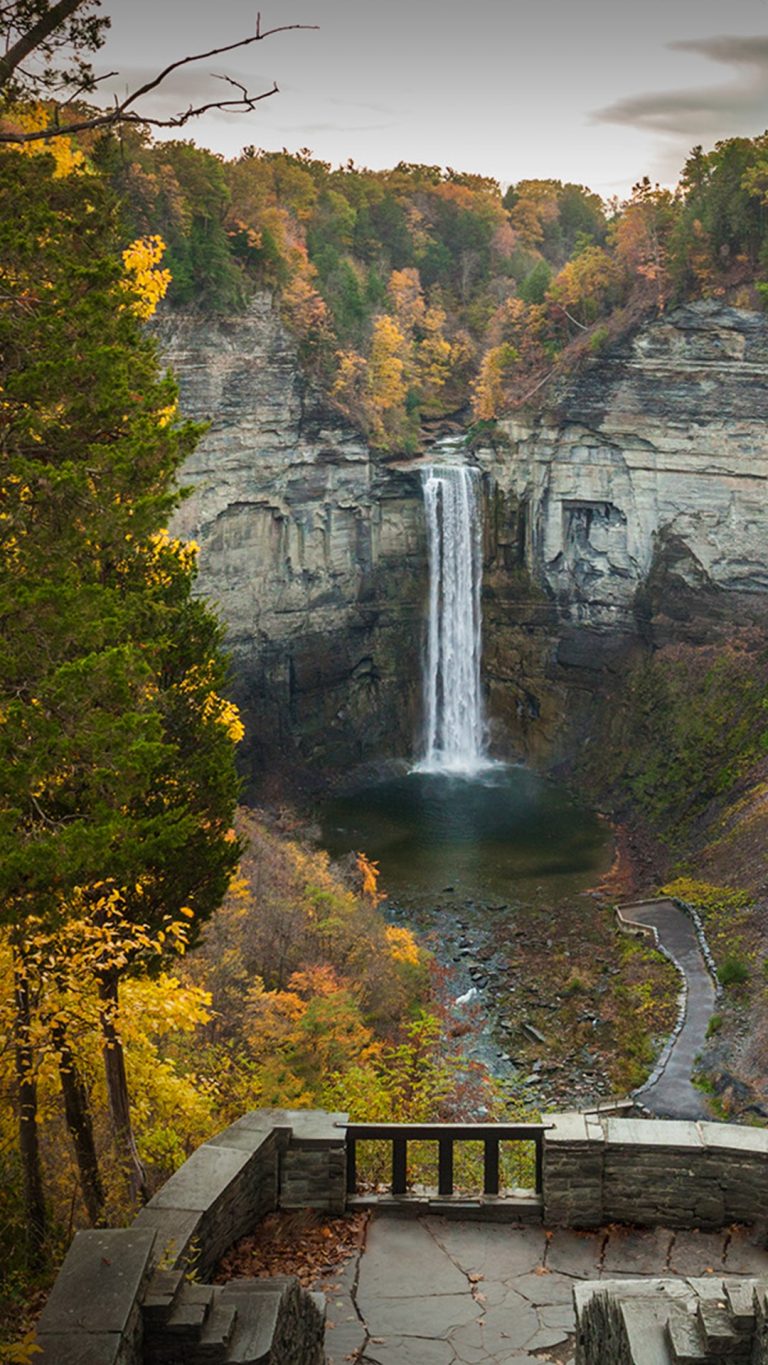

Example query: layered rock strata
[477,301,768,756]
[159,295,426,779]
[162,297,768,771]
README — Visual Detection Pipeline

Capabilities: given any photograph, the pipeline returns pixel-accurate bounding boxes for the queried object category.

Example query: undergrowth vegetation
[588,644,768,840]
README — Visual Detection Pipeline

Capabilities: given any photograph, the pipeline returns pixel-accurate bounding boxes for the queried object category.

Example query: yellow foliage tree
[4,102,85,178]
[367,314,410,448]
[471,342,520,419]
[547,245,622,324]
[122,235,172,320]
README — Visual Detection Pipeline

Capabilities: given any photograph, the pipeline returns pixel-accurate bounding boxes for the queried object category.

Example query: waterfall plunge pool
[320,763,611,908]
[318,456,620,1106]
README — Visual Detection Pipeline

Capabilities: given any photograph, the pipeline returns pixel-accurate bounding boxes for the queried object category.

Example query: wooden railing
[342,1122,551,1198]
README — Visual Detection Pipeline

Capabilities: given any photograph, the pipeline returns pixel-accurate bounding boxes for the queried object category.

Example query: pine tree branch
[0,0,85,90]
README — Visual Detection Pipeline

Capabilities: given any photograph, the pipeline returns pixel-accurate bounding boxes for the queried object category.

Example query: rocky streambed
[320,765,679,1112]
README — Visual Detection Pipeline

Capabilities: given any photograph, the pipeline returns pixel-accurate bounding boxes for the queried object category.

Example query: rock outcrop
[159,295,426,781]
[490,301,768,620]
[477,300,768,756]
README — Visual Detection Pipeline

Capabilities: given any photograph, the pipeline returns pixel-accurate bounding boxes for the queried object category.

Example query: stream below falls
[319,763,617,1110]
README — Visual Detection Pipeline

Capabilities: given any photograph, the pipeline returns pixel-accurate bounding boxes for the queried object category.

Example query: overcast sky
[94,0,768,197]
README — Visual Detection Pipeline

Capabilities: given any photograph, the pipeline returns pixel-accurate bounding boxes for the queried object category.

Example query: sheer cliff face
[488,301,768,628]
[164,295,768,775]
[480,301,768,756]
[161,296,426,778]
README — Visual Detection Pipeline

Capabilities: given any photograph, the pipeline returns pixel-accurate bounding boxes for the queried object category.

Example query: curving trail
[618,899,717,1120]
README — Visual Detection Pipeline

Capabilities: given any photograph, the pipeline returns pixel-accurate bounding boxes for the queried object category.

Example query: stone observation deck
[34,1108,768,1365]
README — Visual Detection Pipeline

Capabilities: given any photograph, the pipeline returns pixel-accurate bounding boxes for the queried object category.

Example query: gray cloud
[268,121,396,135]
[592,33,768,137]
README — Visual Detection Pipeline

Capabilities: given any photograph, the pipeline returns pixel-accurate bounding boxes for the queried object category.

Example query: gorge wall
[478,300,768,759]
[160,295,426,783]
[163,295,768,777]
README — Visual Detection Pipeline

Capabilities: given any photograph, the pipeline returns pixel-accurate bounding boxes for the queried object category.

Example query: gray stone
[357,1218,469,1299]
[161,297,426,772]
[35,1335,131,1365]
[360,1292,479,1339]
[146,1144,252,1212]
[132,1207,202,1269]
[361,1338,455,1365]
[602,1228,674,1276]
[546,1229,604,1277]
[37,1229,156,1337]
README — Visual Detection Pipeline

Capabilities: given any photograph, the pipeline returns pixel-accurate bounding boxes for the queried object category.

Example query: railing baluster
[438,1138,454,1196]
[346,1137,357,1195]
[392,1136,407,1194]
[483,1138,499,1195]
[341,1121,551,1203]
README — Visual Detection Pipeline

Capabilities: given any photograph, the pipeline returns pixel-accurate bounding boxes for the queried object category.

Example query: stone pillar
[542,1112,606,1228]
[279,1109,348,1215]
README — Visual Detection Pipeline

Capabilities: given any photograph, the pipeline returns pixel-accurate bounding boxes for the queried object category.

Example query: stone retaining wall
[542,1113,768,1229]
[35,1108,346,1365]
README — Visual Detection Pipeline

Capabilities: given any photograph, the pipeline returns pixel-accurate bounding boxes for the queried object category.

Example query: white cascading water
[417,463,487,773]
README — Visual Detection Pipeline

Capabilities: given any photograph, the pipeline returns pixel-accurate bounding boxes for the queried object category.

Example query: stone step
[142,1267,187,1327]
[616,1300,675,1365]
[667,1312,709,1363]
[221,1283,286,1365]
[219,1277,325,1365]
[723,1280,757,1333]
[697,1301,750,1356]
[164,1281,216,1336]
[193,1292,240,1362]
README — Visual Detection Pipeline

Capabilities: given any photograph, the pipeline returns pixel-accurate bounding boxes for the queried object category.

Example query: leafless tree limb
[0,7,317,143]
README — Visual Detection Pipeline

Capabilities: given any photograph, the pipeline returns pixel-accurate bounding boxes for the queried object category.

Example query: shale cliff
[478,300,768,757]
[163,295,768,776]
[160,295,426,780]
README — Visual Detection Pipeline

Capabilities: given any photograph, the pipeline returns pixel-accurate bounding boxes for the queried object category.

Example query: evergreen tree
[0,150,240,1252]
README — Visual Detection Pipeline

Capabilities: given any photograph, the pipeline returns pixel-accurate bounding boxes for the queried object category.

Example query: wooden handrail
[342,1123,551,1140]
[340,1122,552,1198]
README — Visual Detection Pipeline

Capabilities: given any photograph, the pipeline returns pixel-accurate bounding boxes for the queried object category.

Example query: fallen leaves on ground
[215,1209,369,1288]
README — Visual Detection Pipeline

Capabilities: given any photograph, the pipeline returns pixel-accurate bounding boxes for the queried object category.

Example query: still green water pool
[320,764,611,909]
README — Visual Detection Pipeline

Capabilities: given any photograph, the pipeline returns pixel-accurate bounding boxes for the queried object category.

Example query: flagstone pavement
[321,1214,768,1365]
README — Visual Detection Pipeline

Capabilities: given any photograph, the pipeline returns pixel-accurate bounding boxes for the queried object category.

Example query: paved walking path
[322,1215,768,1365]
[619,899,717,1120]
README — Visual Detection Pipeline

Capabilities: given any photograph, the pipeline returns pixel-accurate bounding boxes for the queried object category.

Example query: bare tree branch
[0,8,317,143]
[59,63,115,107]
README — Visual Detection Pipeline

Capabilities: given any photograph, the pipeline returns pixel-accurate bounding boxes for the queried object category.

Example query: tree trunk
[98,971,147,1205]
[0,0,86,92]
[50,1017,105,1225]
[13,951,47,1266]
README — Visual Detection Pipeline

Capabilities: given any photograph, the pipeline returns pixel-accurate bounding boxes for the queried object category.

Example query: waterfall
[417,463,487,773]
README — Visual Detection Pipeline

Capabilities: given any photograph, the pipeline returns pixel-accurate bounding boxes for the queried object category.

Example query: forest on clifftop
[100,127,768,447]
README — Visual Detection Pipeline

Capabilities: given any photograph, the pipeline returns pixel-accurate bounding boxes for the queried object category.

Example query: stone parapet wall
[35,1108,345,1365]
[542,1113,768,1230]
[34,1109,768,1363]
